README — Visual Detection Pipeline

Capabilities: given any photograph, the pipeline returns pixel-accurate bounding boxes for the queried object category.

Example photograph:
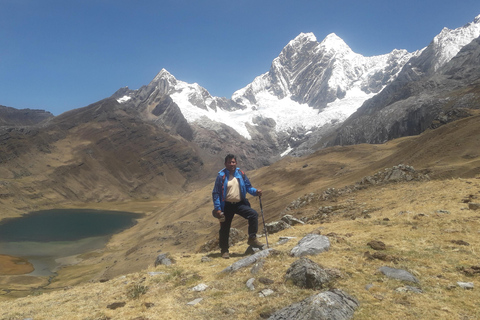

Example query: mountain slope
[0,105,53,127]
[325,33,480,146]
[1,112,480,320]
[0,98,207,217]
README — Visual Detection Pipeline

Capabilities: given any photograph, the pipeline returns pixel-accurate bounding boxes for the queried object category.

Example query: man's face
[225,158,237,173]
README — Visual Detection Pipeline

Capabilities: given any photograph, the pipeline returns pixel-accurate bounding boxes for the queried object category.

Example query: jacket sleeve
[243,173,258,196]
[212,174,223,211]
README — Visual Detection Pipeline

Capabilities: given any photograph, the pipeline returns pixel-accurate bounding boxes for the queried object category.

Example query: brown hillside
[0,114,479,319]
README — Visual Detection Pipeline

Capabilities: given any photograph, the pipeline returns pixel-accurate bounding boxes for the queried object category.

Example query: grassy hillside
[1,114,480,319]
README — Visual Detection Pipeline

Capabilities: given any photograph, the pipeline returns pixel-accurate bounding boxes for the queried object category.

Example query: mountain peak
[319,33,352,53]
[152,68,176,82]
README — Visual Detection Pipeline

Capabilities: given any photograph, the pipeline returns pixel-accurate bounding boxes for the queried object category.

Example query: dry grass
[1,177,479,319]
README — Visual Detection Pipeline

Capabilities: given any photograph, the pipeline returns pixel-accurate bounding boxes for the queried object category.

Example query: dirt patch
[0,255,34,275]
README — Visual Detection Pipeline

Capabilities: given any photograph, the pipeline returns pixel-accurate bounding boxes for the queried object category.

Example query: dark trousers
[219,201,258,252]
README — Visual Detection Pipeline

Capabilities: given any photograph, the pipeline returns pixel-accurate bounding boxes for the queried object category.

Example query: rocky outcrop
[285,258,333,289]
[268,289,359,320]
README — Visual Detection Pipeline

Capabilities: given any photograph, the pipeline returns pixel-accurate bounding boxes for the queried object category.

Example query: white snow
[117,95,131,103]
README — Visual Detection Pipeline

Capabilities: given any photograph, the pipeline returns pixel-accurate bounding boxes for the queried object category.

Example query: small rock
[154,253,174,267]
[281,214,305,226]
[468,203,480,210]
[246,278,255,291]
[379,266,419,283]
[265,221,290,234]
[277,236,296,245]
[457,282,474,290]
[187,298,203,306]
[450,240,470,246]
[259,277,274,285]
[222,249,275,273]
[191,283,208,292]
[148,271,166,276]
[223,308,236,315]
[107,302,126,310]
[250,259,265,274]
[259,289,275,297]
[395,286,423,293]
[201,256,212,262]
[365,284,374,291]
[367,240,386,250]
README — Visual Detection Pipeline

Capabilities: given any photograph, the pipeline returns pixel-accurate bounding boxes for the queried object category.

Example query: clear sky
[1,0,480,116]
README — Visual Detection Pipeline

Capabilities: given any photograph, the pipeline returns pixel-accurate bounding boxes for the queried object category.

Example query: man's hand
[256,189,263,197]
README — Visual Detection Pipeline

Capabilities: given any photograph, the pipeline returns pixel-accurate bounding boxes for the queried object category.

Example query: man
[212,154,263,259]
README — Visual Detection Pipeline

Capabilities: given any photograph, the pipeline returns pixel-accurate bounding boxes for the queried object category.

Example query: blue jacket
[212,168,257,212]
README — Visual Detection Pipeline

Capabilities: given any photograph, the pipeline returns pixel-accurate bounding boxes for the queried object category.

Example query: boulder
[285,258,332,289]
[290,234,330,257]
[268,289,359,320]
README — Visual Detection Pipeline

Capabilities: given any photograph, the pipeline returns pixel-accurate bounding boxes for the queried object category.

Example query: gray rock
[250,258,265,274]
[281,214,305,226]
[268,289,359,320]
[285,258,332,289]
[187,298,203,306]
[221,249,274,273]
[379,266,419,283]
[290,234,330,257]
[277,236,296,245]
[259,288,275,297]
[457,281,474,289]
[154,253,174,267]
[191,283,208,292]
[246,278,255,291]
[265,221,290,234]
[395,286,423,293]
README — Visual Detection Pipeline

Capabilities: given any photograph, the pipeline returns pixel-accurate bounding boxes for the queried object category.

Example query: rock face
[268,289,359,320]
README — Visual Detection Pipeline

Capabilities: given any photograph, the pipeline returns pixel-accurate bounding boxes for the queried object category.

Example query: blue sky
[1,0,479,116]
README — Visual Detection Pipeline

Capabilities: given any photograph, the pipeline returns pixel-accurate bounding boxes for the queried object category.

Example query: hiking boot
[222,251,230,259]
[247,237,264,248]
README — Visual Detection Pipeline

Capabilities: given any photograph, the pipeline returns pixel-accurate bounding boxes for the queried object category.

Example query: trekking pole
[259,196,269,248]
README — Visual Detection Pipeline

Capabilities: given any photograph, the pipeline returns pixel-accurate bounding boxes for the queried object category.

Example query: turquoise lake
[0,209,143,276]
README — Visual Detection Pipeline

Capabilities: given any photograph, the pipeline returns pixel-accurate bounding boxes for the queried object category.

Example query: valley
[1,113,479,318]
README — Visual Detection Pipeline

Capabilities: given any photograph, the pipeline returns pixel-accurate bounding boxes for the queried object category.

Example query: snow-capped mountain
[114,14,480,157]
[325,14,480,146]
[116,33,415,141]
